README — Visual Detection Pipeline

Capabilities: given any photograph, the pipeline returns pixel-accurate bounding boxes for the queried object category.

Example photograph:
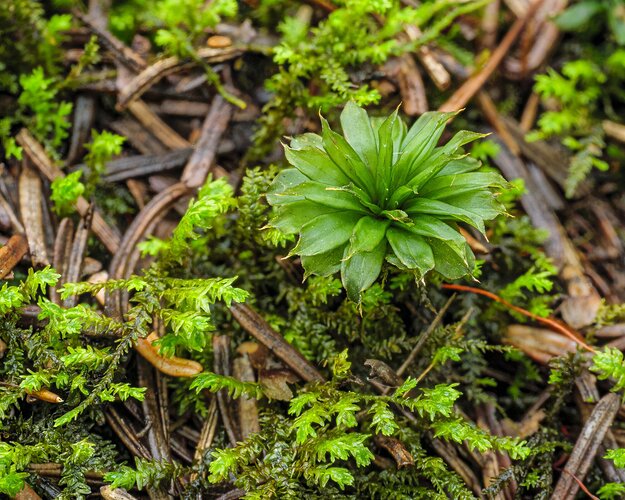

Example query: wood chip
[213,334,241,446]
[0,234,29,279]
[181,95,233,188]
[126,100,191,150]
[551,393,620,499]
[439,0,543,113]
[16,129,121,253]
[233,355,261,438]
[19,164,49,266]
[229,303,324,383]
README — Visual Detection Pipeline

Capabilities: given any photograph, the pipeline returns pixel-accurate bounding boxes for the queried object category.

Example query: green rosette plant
[267,102,509,302]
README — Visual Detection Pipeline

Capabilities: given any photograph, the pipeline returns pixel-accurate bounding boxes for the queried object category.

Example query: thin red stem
[441,283,596,354]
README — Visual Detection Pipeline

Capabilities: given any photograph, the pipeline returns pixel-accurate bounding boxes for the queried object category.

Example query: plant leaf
[285,145,351,186]
[341,239,387,302]
[401,215,466,246]
[387,226,434,274]
[419,172,507,199]
[404,198,485,233]
[290,132,324,150]
[270,202,341,234]
[282,181,368,213]
[301,245,346,278]
[376,108,399,204]
[436,156,483,176]
[266,168,308,206]
[292,211,361,256]
[348,216,390,254]
[340,101,378,170]
[428,238,474,280]
[321,116,375,194]
[442,191,504,221]
[393,110,458,187]
[555,1,603,31]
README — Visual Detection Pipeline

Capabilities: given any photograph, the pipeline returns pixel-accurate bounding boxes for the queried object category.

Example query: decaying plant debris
[2,0,625,499]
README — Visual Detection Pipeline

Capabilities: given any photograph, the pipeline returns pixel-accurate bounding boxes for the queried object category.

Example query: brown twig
[438,0,544,113]
[62,206,93,308]
[16,129,121,253]
[395,294,456,378]
[213,335,241,446]
[229,303,324,382]
[19,164,49,266]
[233,354,260,439]
[116,47,243,110]
[181,96,233,188]
[551,393,619,499]
[441,283,595,353]
[126,100,191,150]
[0,234,29,279]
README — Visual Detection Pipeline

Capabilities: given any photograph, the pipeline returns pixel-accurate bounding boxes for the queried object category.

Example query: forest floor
[2,0,625,499]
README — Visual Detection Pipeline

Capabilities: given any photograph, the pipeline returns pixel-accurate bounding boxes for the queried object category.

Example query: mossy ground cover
[1,1,625,498]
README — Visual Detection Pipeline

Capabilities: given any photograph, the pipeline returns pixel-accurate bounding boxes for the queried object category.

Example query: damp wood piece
[233,355,260,439]
[403,24,451,90]
[16,129,121,253]
[62,206,93,308]
[365,359,404,388]
[157,100,212,117]
[575,371,625,485]
[101,485,139,500]
[551,392,620,499]
[438,0,543,113]
[374,435,414,468]
[503,0,568,79]
[0,191,24,234]
[67,95,96,164]
[477,91,520,156]
[478,404,516,499]
[481,0,500,50]
[104,407,152,459]
[527,163,565,211]
[213,335,241,446]
[194,397,219,460]
[500,116,569,188]
[492,137,601,328]
[181,96,233,188]
[229,303,324,383]
[14,483,42,500]
[520,92,540,132]
[74,10,147,73]
[107,183,191,317]
[87,270,108,306]
[116,46,244,110]
[135,332,203,377]
[126,100,191,150]
[428,436,483,496]
[137,357,171,463]
[88,148,193,183]
[26,388,63,403]
[109,117,169,155]
[395,294,455,378]
[28,462,103,480]
[50,218,74,305]
[503,324,577,364]
[384,55,428,116]
[215,490,245,500]
[603,119,625,143]
[19,164,49,267]
[0,233,29,279]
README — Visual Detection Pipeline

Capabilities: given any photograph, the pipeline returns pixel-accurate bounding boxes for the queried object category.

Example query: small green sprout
[267,102,509,302]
